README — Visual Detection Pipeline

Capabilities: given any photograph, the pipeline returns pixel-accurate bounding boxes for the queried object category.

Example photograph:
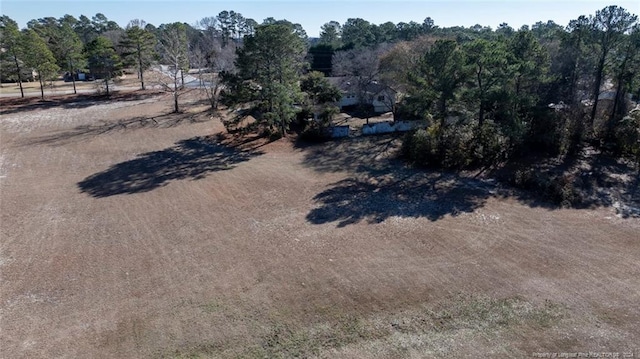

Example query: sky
[2,0,639,37]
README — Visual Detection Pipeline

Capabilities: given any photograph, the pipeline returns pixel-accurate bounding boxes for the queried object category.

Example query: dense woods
[1,7,639,204]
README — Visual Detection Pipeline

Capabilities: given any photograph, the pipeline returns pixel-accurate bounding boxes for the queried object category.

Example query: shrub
[402,126,439,166]
[510,169,581,207]
[299,122,330,142]
[259,126,283,141]
[613,109,640,167]
[440,122,475,168]
[297,105,338,143]
[403,121,506,169]
[473,120,507,166]
[527,111,563,156]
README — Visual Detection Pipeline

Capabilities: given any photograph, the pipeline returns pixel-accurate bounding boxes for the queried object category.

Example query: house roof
[326,76,395,95]
[325,76,349,90]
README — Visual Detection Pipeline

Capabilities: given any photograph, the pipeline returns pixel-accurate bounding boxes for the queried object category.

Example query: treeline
[1,7,639,171]
[374,7,639,171]
[0,11,260,99]
[303,8,640,173]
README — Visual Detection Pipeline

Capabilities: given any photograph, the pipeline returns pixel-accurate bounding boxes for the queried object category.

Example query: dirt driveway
[1,92,639,358]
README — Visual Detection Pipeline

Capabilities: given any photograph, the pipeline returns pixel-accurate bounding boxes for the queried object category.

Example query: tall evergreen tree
[341,18,376,48]
[608,24,640,135]
[319,21,342,48]
[217,11,233,47]
[0,16,25,97]
[505,28,550,147]
[507,29,549,106]
[560,15,591,104]
[423,39,467,123]
[588,5,637,132]
[74,15,96,44]
[51,22,85,94]
[22,29,60,99]
[120,20,156,90]
[85,36,122,95]
[25,16,86,94]
[464,39,509,127]
[233,23,307,135]
[91,13,121,34]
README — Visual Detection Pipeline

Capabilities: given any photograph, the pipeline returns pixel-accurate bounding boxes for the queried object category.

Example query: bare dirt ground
[1,92,639,358]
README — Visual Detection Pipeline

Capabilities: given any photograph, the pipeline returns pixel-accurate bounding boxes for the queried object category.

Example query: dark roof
[326,76,395,95]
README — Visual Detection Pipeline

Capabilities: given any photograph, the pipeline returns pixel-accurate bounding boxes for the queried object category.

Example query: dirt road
[1,93,638,358]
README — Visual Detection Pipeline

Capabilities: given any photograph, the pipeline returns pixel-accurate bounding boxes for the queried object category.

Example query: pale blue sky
[2,0,639,36]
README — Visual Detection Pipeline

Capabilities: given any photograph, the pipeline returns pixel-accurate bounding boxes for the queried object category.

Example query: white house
[326,77,396,113]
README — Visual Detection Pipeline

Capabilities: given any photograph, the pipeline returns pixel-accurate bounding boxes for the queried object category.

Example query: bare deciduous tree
[201,39,236,109]
[158,23,188,112]
[332,46,386,121]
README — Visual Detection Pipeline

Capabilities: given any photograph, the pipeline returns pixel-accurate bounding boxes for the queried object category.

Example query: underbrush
[297,121,330,143]
[613,108,640,167]
[509,169,583,207]
[401,121,508,169]
[401,110,638,208]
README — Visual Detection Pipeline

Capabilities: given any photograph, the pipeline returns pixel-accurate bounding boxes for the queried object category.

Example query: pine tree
[85,36,122,95]
[0,16,25,97]
[22,29,60,99]
[120,20,156,90]
[464,39,509,127]
[588,6,638,132]
[51,22,85,94]
[233,23,307,135]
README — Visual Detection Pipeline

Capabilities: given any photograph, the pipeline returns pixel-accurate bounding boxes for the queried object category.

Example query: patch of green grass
[245,314,388,359]
[199,300,225,314]
[429,294,564,331]
[165,294,566,359]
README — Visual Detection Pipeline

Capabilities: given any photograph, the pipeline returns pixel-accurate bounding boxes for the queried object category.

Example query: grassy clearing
[164,293,565,359]
[0,72,144,95]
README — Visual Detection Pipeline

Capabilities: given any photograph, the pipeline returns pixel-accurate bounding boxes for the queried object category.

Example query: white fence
[362,121,423,135]
[330,125,350,138]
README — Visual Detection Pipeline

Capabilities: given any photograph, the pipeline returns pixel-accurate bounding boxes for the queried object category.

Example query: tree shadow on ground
[299,135,639,226]
[490,147,640,218]
[307,173,495,226]
[573,152,639,217]
[0,90,163,116]
[22,110,212,147]
[299,134,500,226]
[78,135,262,198]
[296,135,403,175]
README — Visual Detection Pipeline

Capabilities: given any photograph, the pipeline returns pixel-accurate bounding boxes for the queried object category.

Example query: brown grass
[1,92,639,358]
[0,72,144,95]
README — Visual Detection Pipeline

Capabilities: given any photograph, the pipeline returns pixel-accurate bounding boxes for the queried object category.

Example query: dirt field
[1,92,639,358]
